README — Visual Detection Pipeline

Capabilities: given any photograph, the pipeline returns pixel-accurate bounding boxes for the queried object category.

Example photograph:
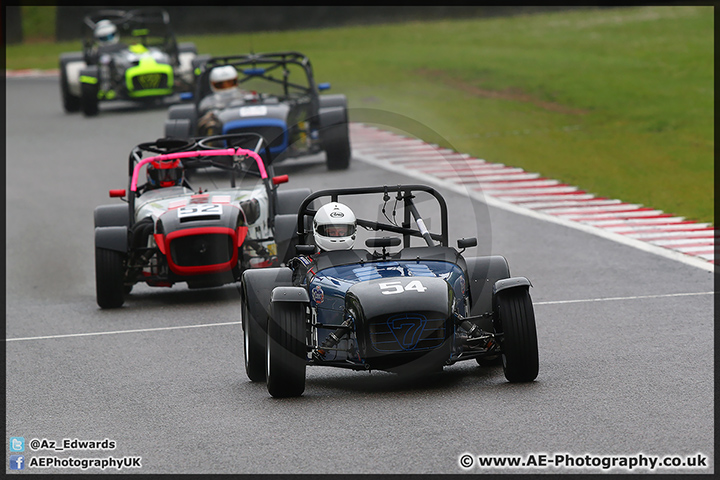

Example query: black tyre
[177,42,197,54]
[242,287,266,382]
[94,204,130,228]
[59,59,81,113]
[324,123,351,171]
[466,256,510,318]
[266,302,307,398]
[81,81,99,117]
[496,289,538,382]
[166,104,197,136]
[95,247,125,309]
[241,268,293,382]
[275,188,311,216]
[191,54,211,70]
[164,118,192,139]
[273,214,302,265]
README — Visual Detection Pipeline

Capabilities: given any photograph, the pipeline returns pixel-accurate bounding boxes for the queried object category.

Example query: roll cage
[81,8,179,62]
[121,133,284,228]
[296,185,450,248]
[193,52,320,107]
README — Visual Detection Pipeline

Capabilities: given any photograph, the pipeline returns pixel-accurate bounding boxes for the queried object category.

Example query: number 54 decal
[379,280,427,295]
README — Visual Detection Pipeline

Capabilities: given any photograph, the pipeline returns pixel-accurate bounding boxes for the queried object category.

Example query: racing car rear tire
[275,188,312,216]
[81,81,99,117]
[95,247,125,309]
[60,57,82,113]
[165,119,193,140]
[60,52,83,113]
[191,54,212,71]
[166,104,197,137]
[177,42,197,54]
[273,214,303,266]
[94,204,130,228]
[496,289,538,382]
[323,123,351,171]
[266,302,307,397]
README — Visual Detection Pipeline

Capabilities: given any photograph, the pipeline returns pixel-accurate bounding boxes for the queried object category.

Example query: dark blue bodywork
[308,259,467,364]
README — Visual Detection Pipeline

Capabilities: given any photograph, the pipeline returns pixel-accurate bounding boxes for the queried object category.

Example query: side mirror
[318,82,331,91]
[295,244,316,254]
[366,237,401,248]
[457,238,477,249]
[109,189,126,198]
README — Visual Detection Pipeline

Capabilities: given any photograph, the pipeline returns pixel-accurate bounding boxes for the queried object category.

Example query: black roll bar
[296,185,449,248]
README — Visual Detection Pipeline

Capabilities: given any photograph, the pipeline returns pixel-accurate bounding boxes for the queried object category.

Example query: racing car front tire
[59,54,82,113]
[242,268,293,382]
[95,247,125,309]
[266,302,307,398]
[242,292,266,382]
[496,288,539,382]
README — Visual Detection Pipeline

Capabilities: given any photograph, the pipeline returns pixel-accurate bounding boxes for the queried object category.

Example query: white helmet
[313,202,357,251]
[94,19,118,45]
[210,65,238,92]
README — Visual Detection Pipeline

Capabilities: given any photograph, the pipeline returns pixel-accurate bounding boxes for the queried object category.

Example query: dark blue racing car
[163,51,351,170]
[240,184,539,397]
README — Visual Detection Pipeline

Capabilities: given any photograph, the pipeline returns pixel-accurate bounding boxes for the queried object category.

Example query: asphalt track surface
[5,77,715,475]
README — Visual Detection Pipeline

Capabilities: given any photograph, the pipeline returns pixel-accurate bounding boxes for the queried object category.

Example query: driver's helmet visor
[150,160,183,186]
[316,224,356,237]
[97,33,116,42]
[213,79,237,90]
[156,168,182,185]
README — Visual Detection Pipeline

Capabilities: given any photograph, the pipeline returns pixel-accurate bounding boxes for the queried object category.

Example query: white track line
[534,291,714,305]
[6,292,712,342]
[6,321,242,342]
[351,124,714,272]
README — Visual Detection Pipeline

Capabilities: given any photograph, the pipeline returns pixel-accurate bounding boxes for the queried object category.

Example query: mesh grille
[132,73,169,90]
[369,313,446,353]
[170,234,233,267]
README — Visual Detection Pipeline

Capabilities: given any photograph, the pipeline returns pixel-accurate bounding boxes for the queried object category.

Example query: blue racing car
[240,184,539,397]
[164,52,351,170]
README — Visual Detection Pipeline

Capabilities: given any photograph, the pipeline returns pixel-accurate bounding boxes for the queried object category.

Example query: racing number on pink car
[177,204,222,219]
[379,280,428,295]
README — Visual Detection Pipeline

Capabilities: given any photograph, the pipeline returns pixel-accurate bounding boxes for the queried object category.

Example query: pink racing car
[93,133,311,308]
